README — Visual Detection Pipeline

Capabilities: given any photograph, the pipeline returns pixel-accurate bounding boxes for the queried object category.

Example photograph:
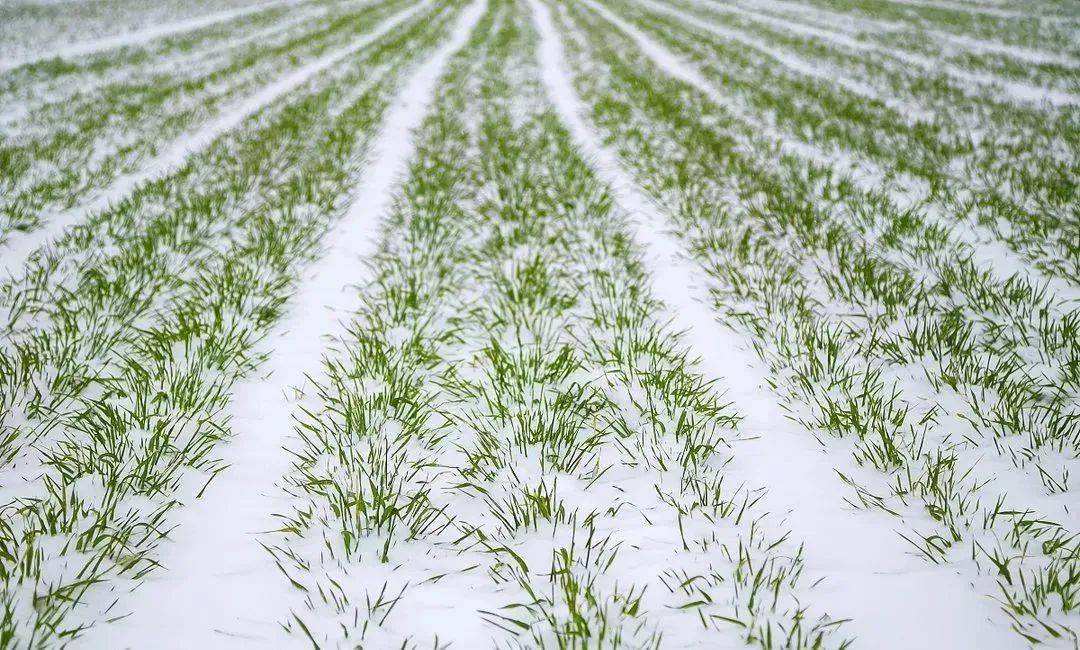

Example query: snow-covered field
[0,0,1077,646]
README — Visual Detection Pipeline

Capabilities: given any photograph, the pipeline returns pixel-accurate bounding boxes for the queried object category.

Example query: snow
[579,0,1078,306]
[727,0,1080,67]
[77,2,486,647]
[0,0,374,135]
[528,1,1022,647]
[637,0,893,109]
[676,0,1079,106]
[577,0,896,198]
[0,0,302,73]
[874,0,1071,20]
[0,0,434,280]
[0,0,1074,644]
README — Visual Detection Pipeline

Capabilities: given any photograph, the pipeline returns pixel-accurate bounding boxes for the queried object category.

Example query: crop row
[0,0,463,641]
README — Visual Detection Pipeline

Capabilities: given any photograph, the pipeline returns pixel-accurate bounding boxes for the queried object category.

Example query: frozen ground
[0,0,1076,647]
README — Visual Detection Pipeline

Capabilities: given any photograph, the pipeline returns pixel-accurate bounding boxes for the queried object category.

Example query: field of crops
[0,0,1076,646]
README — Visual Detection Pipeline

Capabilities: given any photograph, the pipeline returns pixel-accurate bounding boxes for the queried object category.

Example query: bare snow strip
[581,0,1080,305]
[722,0,1080,67]
[528,1,1020,648]
[80,2,486,648]
[672,0,1078,106]
[636,0,899,111]
[0,0,434,280]
[579,0,887,185]
[0,0,302,73]
[875,0,1070,20]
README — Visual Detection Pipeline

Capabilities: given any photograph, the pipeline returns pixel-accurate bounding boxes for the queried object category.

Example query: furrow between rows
[0,0,464,641]
[0,0,430,278]
[79,3,485,644]
[530,1,1015,647]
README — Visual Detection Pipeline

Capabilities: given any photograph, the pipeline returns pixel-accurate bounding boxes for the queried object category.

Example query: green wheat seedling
[0,0,333,105]
[0,1,465,642]
[0,0,420,246]
[270,2,848,647]
[0,0,339,77]
[732,0,1079,50]
[0,0,1072,644]
[669,0,1080,92]
[553,0,1078,643]
[607,0,1078,285]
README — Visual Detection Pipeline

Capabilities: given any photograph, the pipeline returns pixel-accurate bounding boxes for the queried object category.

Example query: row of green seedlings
[586,0,1080,480]
[0,0,401,236]
[0,3,461,644]
[708,0,1080,88]
[622,0,1079,285]
[0,0,349,152]
[683,0,1080,117]
[775,0,1079,49]
[0,0,416,246]
[635,0,1075,190]
[576,0,1080,488]
[0,0,285,68]
[0,0,338,106]
[686,0,1079,93]
[0,0,428,308]
[554,1,1078,644]
[268,2,848,647]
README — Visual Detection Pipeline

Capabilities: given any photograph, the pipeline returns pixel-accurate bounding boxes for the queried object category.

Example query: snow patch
[529,1,1019,647]
[0,0,436,279]
[78,2,487,647]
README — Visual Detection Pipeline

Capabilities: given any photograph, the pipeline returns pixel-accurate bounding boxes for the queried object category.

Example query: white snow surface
[0,0,302,73]
[674,0,1079,106]
[0,0,433,279]
[874,0,1071,20]
[529,1,1021,648]
[78,2,486,647]
[635,0,905,112]
[582,0,1079,306]
[721,0,1080,67]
